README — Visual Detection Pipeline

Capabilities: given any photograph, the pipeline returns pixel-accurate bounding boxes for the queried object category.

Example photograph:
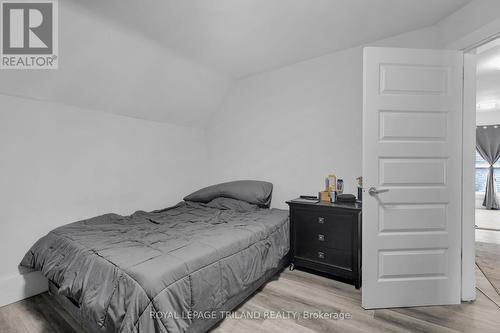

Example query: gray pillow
[184,180,273,207]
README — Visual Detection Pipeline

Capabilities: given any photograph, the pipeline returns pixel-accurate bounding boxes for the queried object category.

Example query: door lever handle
[368,187,389,195]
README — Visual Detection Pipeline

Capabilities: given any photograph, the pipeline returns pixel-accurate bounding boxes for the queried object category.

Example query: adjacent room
[1,1,500,333]
[474,38,500,306]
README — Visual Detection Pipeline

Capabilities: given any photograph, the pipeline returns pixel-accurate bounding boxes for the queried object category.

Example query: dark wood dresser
[286,198,362,289]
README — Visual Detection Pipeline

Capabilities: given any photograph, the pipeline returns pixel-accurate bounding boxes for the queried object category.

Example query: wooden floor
[3,211,498,333]
[1,265,499,333]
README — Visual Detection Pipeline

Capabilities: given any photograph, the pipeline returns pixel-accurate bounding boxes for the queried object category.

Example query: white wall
[205,0,500,209]
[0,94,206,306]
[206,47,362,208]
[205,27,441,208]
[476,111,500,125]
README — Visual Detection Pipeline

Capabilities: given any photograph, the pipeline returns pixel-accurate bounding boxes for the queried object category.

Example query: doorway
[462,38,500,304]
[471,38,500,302]
[362,43,500,308]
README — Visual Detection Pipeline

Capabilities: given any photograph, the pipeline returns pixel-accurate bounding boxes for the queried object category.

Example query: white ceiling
[476,41,500,124]
[0,0,472,125]
[477,43,500,108]
[76,0,471,78]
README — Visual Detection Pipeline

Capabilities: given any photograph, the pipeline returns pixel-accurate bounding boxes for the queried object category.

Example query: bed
[20,181,289,333]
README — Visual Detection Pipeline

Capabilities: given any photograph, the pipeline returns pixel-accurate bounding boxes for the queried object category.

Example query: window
[475,150,500,192]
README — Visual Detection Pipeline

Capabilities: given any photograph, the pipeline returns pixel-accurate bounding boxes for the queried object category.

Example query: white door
[362,47,463,309]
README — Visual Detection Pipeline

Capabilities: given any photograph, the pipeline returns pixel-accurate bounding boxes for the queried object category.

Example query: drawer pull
[318,217,325,224]
[318,251,325,259]
[318,234,325,242]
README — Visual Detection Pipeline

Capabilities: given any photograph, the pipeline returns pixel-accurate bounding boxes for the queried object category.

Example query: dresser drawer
[295,245,352,270]
[294,208,353,250]
[287,199,362,289]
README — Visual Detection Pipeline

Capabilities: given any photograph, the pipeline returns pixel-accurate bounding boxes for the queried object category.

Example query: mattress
[21,200,290,333]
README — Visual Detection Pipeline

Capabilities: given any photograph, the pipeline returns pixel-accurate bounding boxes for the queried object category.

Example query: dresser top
[286,198,362,211]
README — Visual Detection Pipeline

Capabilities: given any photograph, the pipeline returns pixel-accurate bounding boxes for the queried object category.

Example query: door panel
[379,204,447,233]
[362,47,462,308]
[379,110,447,141]
[379,158,447,185]
[378,249,448,280]
[379,64,449,95]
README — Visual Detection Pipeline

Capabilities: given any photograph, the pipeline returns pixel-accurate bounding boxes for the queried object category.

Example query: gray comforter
[20,199,289,333]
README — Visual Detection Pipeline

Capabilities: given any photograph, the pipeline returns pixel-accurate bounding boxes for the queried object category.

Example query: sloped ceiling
[0,1,230,126]
[0,0,471,125]
[75,0,471,78]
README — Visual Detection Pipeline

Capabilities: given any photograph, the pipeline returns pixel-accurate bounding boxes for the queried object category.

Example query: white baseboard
[0,271,48,307]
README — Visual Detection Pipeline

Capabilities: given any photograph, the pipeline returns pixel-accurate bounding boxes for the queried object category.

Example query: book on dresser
[286,198,362,289]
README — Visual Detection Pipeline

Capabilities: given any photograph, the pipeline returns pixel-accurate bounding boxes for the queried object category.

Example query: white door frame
[461,53,476,301]
[359,46,481,303]
[455,28,500,302]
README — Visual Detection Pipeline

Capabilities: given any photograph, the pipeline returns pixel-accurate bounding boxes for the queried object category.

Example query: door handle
[368,187,389,195]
